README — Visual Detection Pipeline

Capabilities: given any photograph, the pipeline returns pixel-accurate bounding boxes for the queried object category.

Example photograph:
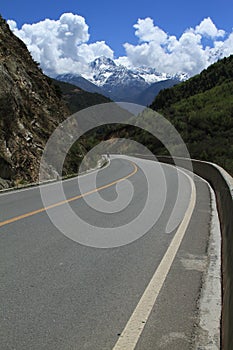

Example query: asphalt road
[0,156,212,349]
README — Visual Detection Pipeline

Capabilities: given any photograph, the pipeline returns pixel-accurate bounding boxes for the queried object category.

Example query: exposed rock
[0,15,71,185]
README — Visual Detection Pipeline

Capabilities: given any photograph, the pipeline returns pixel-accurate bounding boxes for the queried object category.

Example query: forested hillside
[151,56,233,109]
[51,79,111,114]
[150,55,233,173]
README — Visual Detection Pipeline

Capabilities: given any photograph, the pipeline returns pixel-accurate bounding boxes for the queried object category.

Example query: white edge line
[112,167,196,350]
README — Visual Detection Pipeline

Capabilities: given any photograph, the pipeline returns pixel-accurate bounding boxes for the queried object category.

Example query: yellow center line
[0,162,138,228]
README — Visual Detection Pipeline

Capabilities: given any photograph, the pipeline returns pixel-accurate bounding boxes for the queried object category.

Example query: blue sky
[1,0,232,77]
[1,0,232,57]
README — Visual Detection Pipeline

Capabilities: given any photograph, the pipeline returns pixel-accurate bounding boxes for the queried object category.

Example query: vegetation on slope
[51,79,111,114]
[150,55,233,174]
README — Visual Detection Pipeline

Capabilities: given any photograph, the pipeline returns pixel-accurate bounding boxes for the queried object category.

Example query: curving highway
[0,156,215,349]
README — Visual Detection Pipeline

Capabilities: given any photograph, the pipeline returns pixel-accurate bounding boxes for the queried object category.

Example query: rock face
[0,16,70,186]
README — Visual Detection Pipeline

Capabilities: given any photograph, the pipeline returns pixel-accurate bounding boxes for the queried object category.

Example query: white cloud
[123,29,207,75]
[134,17,167,44]
[7,19,17,31]
[78,41,114,64]
[8,13,113,77]
[7,14,233,78]
[195,17,225,38]
[122,17,233,76]
[115,56,131,67]
[220,32,233,56]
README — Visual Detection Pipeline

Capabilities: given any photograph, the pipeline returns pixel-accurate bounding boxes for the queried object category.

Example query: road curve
[0,156,212,349]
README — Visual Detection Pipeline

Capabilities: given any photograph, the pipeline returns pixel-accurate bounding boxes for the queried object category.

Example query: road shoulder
[134,174,221,349]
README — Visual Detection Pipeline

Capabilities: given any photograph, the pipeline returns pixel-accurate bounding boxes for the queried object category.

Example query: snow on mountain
[85,57,189,87]
[87,56,144,88]
[90,56,117,71]
[56,56,189,103]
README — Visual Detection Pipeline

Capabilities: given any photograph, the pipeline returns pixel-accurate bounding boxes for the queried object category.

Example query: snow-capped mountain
[86,56,188,87]
[87,56,148,89]
[56,56,189,105]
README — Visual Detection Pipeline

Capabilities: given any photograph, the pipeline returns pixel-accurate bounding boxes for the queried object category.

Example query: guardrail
[132,154,233,350]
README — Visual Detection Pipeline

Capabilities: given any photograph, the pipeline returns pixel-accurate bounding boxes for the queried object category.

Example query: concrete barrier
[132,154,233,350]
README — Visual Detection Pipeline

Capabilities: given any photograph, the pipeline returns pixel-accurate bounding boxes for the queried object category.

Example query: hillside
[150,55,233,174]
[51,79,111,114]
[0,15,73,187]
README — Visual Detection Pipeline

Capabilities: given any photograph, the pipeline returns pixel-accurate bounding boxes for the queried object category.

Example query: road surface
[0,156,214,349]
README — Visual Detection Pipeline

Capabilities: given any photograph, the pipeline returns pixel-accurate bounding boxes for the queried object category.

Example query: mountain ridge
[55,56,188,105]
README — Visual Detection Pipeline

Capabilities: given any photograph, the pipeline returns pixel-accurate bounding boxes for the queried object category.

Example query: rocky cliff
[0,15,74,187]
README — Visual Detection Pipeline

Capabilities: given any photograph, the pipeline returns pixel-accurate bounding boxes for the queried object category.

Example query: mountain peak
[90,56,116,70]
[56,56,189,104]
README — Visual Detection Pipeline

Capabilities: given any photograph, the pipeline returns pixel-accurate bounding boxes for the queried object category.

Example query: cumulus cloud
[134,17,168,44]
[195,17,225,38]
[122,17,233,76]
[8,13,113,77]
[8,14,233,77]
[221,32,233,56]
